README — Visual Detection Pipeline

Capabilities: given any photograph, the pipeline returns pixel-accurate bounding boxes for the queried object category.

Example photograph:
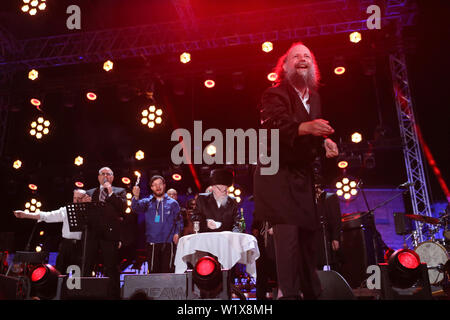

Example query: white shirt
[38,207,82,240]
[293,86,310,114]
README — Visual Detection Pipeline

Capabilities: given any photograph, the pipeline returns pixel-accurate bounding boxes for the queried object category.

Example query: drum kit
[404,212,450,286]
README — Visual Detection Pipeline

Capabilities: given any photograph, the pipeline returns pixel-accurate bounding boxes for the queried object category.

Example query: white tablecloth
[174,231,260,279]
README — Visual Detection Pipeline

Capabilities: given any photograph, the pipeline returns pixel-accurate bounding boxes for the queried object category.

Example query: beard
[212,185,228,206]
[287,65,317,90]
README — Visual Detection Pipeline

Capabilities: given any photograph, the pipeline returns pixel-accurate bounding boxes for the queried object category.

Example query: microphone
[398,181,414,189]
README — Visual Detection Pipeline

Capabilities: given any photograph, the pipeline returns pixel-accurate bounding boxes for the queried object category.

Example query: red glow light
[31,266,47,282]
[204,80,215,88]
[86,92,97,101]
[334,67,346,75]
[172,173,182,181]
[30,98,41,107]
[195,257,216,276]
[74,181,84,188]
[122,177,131,184]
[398,251,420,269]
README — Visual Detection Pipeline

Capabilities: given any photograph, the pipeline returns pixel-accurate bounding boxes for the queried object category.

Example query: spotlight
[172,173,182,181]
[103,60,113,72]
[180,52,191,64]
[387,249,421,288]
[30,98,41,107]
[13,160,22,169]
[333,56,346,75]
[31,264,61,300]
[204,70,216,88]
[335,177,358,200]
[125,193,133,214]
[140,105,163,129]
[28,69,39,80]
[135,150,145,160]
[24,198,41,213]
[74,181,84,188]
[206,144,216,156]
[28,184,38,191]
[349,31,362,43]
[204,79,215,88]
[262,41,273,53]
[122,177,131,185]
[338,160,348,169]
[86,92,97,101]
[192,256,223,298]
[74,156,84,166]
[21,0,46,16]
[267,72,277,82]
[228,185,242,203]
[351,132,362,143]
[29,117,50,139]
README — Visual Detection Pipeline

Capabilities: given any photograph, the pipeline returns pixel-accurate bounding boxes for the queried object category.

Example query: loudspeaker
[379,263,432,300]
[317,270,355,300]
[0,275,28,300]
[122,273,188,300]
[393,212,412,235]
[54,276,110,300]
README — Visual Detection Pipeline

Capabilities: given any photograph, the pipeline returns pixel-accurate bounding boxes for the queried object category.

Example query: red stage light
[30,98,41,107]
[31,266,47,282]
[74,181,84,188]
[398,251,420,269]
[172,173,182,181]
[204,80,215,88]
[334,67,346,75]
[121,177,131,184]
[338,161,348,169]
[86,92,97,101]
[195,257,217,276]
[267,72,277,82]
[28,184,38,190]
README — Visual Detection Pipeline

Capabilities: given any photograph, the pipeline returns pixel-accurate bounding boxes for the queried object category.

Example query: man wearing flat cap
[193,168,241,233]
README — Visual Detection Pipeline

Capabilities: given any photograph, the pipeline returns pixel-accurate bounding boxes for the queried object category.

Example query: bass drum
[414,241,449,285]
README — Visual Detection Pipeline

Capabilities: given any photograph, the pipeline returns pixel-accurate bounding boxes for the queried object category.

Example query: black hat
[209,168,234,187]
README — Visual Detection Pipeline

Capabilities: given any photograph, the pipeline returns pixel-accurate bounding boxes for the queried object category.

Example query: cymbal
[405,214,440,225]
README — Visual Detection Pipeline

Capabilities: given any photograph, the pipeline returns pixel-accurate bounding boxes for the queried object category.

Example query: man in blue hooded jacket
[132,175,182,273]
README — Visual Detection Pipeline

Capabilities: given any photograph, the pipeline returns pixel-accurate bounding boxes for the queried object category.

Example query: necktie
[99,188,108,202]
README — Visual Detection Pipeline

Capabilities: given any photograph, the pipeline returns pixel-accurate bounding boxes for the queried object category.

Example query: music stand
[66,202,103,276]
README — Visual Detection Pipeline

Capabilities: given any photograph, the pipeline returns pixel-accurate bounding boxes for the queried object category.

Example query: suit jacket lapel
[286,83,311,121]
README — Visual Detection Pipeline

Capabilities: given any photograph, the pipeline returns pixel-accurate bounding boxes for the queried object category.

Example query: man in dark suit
[85,166,127,299]
[314,183,342,270]
[253,42,339,300]
[193,168,241,233]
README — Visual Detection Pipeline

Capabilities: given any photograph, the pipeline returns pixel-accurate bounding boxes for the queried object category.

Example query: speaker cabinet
[54,276,110,300]
[317,270,355,300]
[122,273,188,300]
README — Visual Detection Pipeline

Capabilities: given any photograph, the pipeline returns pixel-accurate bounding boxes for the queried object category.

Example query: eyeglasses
[99,172,113,176]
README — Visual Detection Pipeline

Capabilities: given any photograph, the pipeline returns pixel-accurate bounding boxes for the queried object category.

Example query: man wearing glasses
[85,166,127,299]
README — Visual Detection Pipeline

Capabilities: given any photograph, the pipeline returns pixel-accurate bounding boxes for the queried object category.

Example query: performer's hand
[173,234,179,245]
[118,241,122,249]
[298,119,334,136]
[332,240,340,251]
[14,210,39,220]
[324,138,339,158]
[207,219,218,230]
[103,181,113,195]
[132,186,140,199]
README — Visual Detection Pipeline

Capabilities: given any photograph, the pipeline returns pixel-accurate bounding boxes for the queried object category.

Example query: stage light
[25,198,41,213]
[262,41,273,53]
[86,92,97,101]
[28,69,39,80]
[13,160,22,169]
[122,177,131,185]
[336,177,358,200]
[180,52,191,64]
[267,72,277,82]
[204,79,215,88]
[39,230,44,236]
[31,264,61,300]
[35,245,42,252]
[74,156,84,166]
[338,160,348,169]
[21,0,46,16]
[334,66,345,75]
[349,31,362,43]
[192,256,223,297]
[387,249,421,288]
[172,173,182,181]
[333,56,346,75]
[140,105,163,129]
[103,60,113,72]
[30,98,41,107]
[28,184,38,191]
[228,185,242,202]
[206,144,216,156]
[135,150,145,160]
[74,181,84,188]
[351,132,362,143]
[134,171,141,178]
[29,117,50,139]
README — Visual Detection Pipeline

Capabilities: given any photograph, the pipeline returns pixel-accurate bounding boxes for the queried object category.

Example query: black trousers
[146,242,176,273]
[83,230,120,299]
[273,224,321,300]
[55,238,82,275]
